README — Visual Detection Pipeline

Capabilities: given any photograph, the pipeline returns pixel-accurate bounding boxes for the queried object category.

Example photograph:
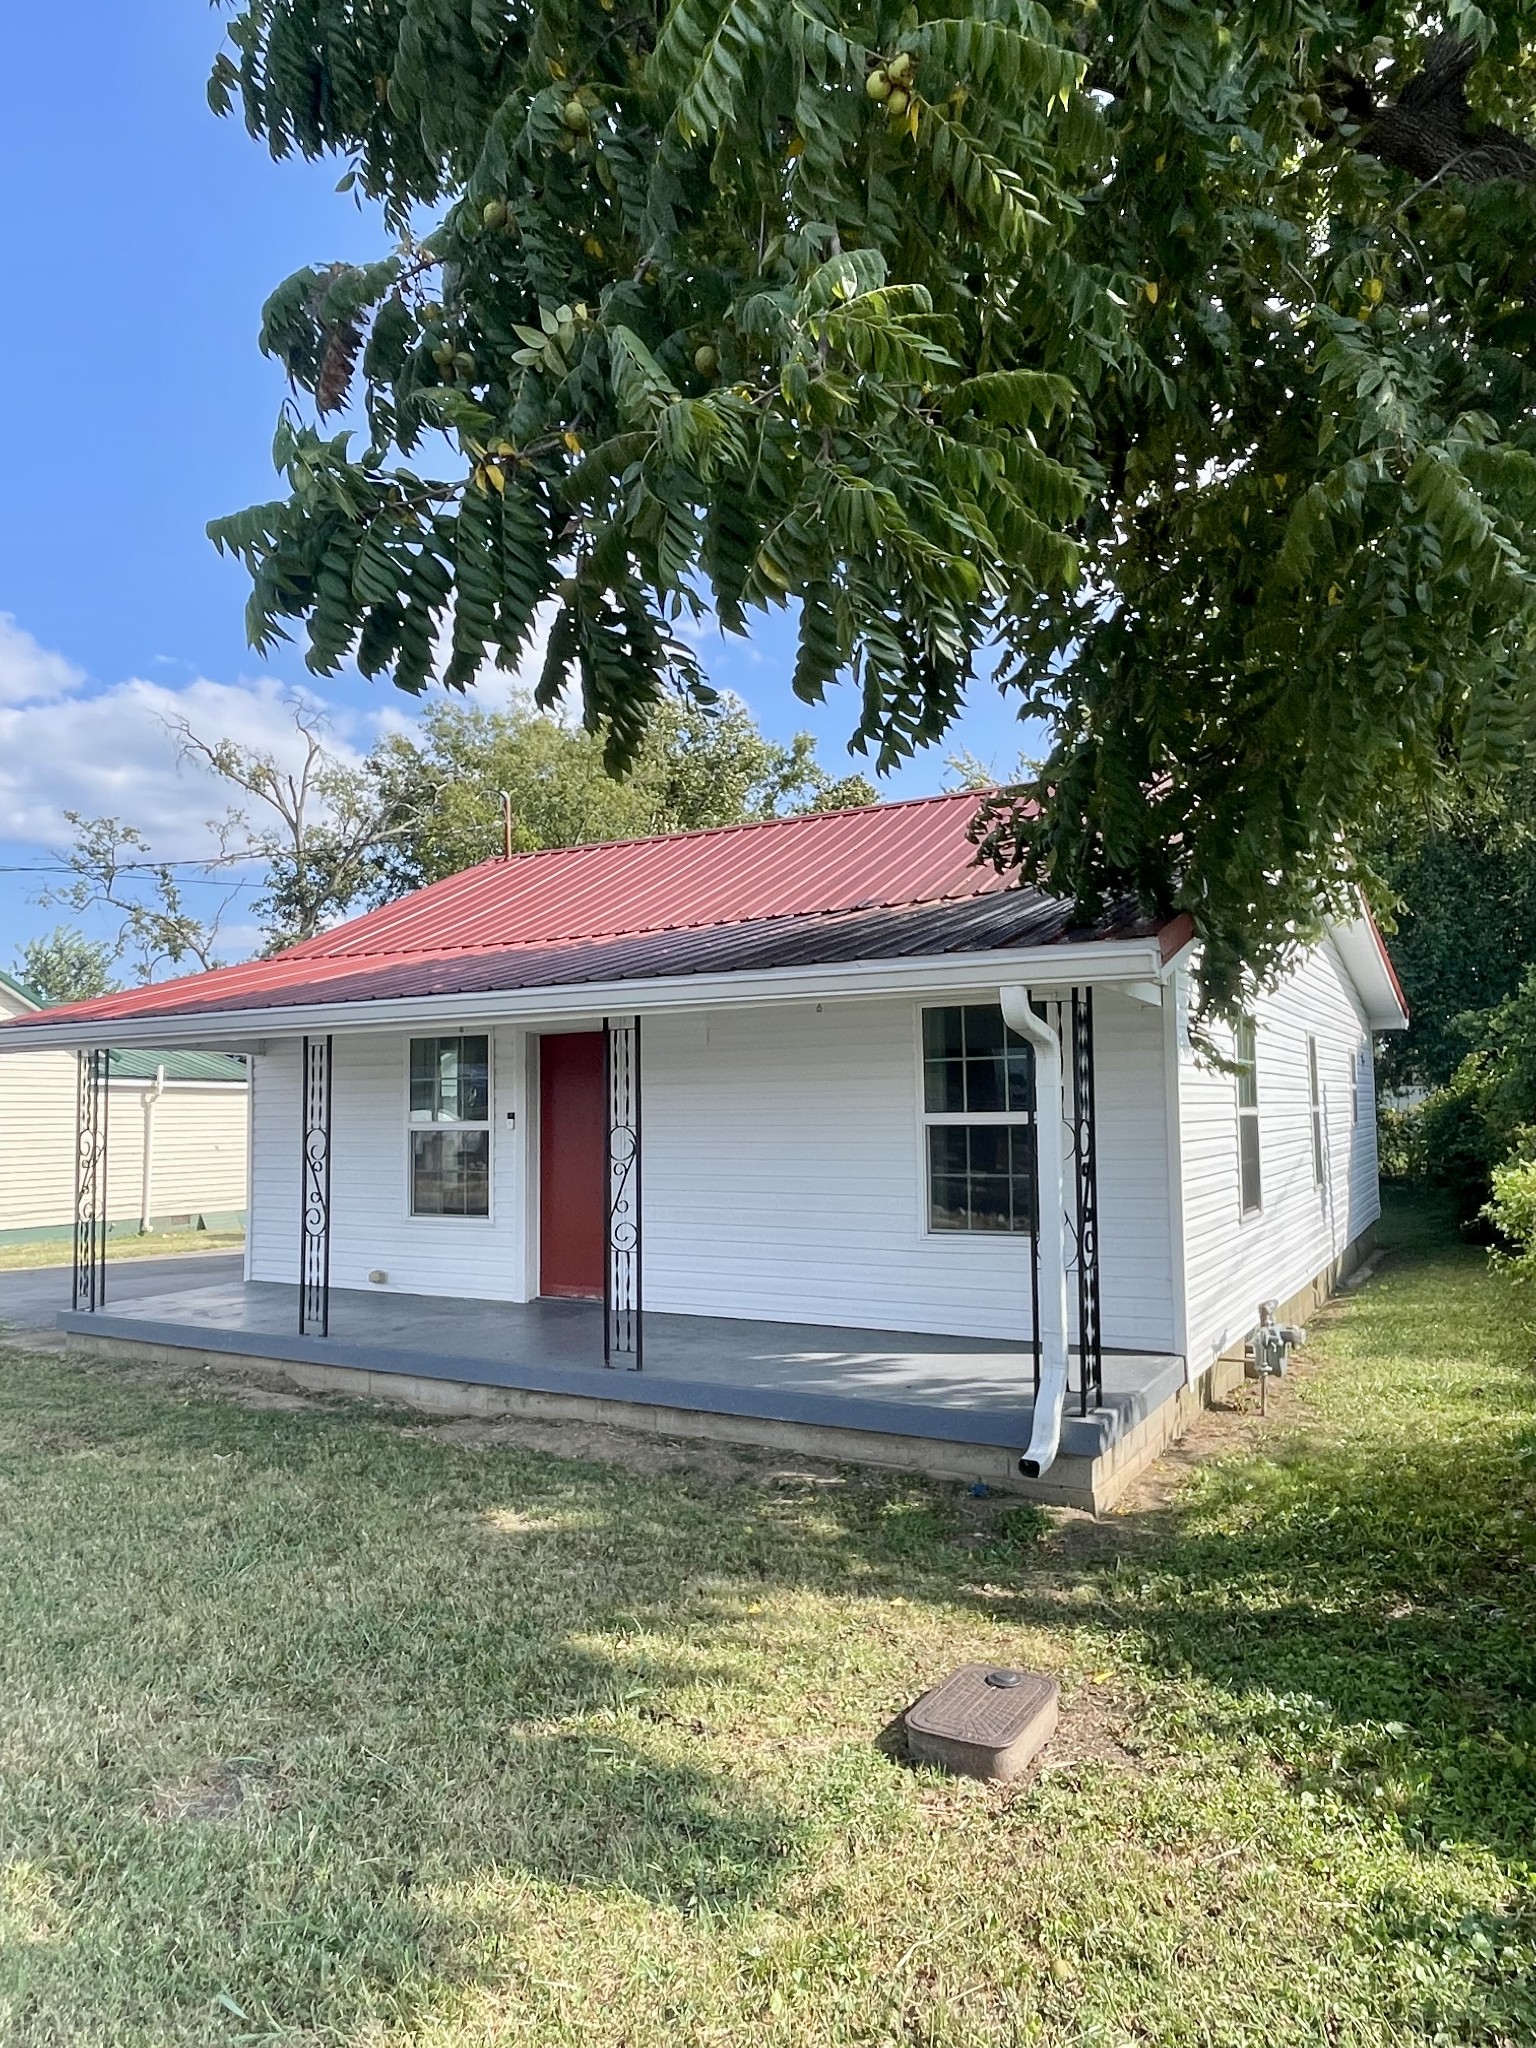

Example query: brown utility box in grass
[904,1665,1059,1781]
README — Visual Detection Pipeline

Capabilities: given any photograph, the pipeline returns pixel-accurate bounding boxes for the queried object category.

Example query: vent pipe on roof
[501,792,515,861]
[999,988,1070,1481]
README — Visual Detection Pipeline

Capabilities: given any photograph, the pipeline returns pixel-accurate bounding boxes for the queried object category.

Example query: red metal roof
[288,787,1005,958]
[13,792,1020,1028]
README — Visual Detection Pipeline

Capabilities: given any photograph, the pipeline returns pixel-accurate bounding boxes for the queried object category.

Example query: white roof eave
[0,936,1170,1053]
[1324,911,1410,1032]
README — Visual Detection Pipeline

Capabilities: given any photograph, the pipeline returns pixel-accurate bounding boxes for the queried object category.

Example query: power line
[0,856,268,872]
[0,870,266,890]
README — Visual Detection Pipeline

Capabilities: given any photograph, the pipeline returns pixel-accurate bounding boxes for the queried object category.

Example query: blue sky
[0,3,1036,976]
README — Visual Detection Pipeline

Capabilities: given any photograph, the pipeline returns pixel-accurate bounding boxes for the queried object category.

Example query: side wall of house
[0,1038,79,1236]
[1176,939,1379,1375]
[0,1054,248,1236]
[102,1086,250,1225]
[247,992,1177,1348]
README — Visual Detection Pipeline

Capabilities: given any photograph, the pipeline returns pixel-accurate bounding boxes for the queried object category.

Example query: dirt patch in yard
[145,1761,279,1825]
[411,1410,793,1484]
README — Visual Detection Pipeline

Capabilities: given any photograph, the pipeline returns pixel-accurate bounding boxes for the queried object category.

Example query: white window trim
[1307,1034,1326,1190]
[403,1031,496,1226]
[914,998,1037,1242]
[1235,1017,1262,1219]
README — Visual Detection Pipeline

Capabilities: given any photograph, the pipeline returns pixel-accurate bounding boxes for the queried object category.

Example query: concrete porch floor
[55,1276,1185,1476]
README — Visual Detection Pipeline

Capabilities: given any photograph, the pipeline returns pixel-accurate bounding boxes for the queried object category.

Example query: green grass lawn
[0,1196,1532,2047]
[0,1229,244,1273]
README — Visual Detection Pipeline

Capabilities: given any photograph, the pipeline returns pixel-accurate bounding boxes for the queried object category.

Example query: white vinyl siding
[248,1027,525,1299]
[0,1049,247,1238]
[1175,940,1378,1375]
[248,994,1177,1349]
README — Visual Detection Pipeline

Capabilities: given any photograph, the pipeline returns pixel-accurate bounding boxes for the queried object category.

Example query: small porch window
[409,1035,491,1217]
[922,1004,1036,1234]
[1235,1017,1261,1215]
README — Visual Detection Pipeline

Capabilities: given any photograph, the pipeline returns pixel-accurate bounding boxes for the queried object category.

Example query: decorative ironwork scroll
[73,1047,109,1312]
[299,1034,333,1336]
[603,1014,642,1368]
[1068,988,1103,1415]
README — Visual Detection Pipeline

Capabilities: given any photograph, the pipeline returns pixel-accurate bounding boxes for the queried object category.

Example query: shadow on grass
[1,1188,1533,2041]
[989,1196,1536,1874]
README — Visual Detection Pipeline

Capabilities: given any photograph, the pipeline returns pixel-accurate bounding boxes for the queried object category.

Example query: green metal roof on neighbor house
[0,969,43,1008]
[107,1049,248,1085]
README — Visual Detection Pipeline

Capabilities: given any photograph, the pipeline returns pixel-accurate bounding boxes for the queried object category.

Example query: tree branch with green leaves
[211,1,1536,1006]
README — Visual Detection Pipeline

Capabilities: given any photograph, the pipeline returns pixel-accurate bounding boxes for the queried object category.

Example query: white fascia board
[0,938,1167,1053]
[1323,913,1409,1032]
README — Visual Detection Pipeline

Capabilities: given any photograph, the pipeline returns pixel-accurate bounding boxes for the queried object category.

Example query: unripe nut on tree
[885,87,909,117]
[562,98,589,131]
[866,69,892,101]
[482,198,508,228]
[887,50,913,85]
[693,344,718,374]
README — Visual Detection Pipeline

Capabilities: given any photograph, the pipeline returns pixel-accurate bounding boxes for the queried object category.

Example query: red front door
[539,1032,606,1298]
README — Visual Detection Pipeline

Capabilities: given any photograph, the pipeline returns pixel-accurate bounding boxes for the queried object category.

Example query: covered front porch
[54,960,1191,1505]
[57,1273,1185,1508]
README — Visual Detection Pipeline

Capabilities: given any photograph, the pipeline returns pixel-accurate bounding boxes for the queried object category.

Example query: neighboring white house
[0,971,248,1246]
[0,795,1406,1506]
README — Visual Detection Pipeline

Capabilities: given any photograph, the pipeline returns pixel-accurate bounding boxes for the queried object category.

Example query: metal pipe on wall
[999,988,1070,1479]
[139,1063,166,1234]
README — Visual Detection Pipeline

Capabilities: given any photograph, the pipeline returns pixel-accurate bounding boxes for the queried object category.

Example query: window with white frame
[409,1035,491,1216]
[1234,1016,1262,1215]
[1307,1035,1325,1187]
[921,1004,1036,1233]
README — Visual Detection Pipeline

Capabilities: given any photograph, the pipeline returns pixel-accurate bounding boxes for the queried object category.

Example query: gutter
[1000,987,1072,1480]
[0,938,1169,1055]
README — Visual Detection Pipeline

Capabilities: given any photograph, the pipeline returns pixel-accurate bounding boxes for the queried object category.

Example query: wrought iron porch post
[73,1047,109,1312]
[1068,988,1103,1415]
[299,1034,333,1337]
[603,1014,643,1368]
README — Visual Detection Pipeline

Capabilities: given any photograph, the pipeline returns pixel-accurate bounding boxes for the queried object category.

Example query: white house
[0,970,247,1249]
[0,794,1405,1507]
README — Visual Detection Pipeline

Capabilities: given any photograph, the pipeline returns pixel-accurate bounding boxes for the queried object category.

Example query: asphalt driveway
[0,1254,246,1335]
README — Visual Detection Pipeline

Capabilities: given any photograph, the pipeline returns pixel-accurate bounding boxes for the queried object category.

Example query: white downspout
[139,1064,166,1234]
[1000,987,1071,1479]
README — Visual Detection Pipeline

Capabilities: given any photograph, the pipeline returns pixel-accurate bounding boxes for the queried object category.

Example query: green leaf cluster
[211,0,1098,776]
[214,2,1536,1003]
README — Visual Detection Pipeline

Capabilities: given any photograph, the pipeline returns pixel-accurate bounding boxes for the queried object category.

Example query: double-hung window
[1235,1017,1262,1215]
[1307,1035,1326,1187]
[922,1003,1036,1234]
[409,1035,491,1216]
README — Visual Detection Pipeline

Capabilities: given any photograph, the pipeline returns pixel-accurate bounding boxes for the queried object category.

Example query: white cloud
[0,613,85,706]
[0,670,372,851]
